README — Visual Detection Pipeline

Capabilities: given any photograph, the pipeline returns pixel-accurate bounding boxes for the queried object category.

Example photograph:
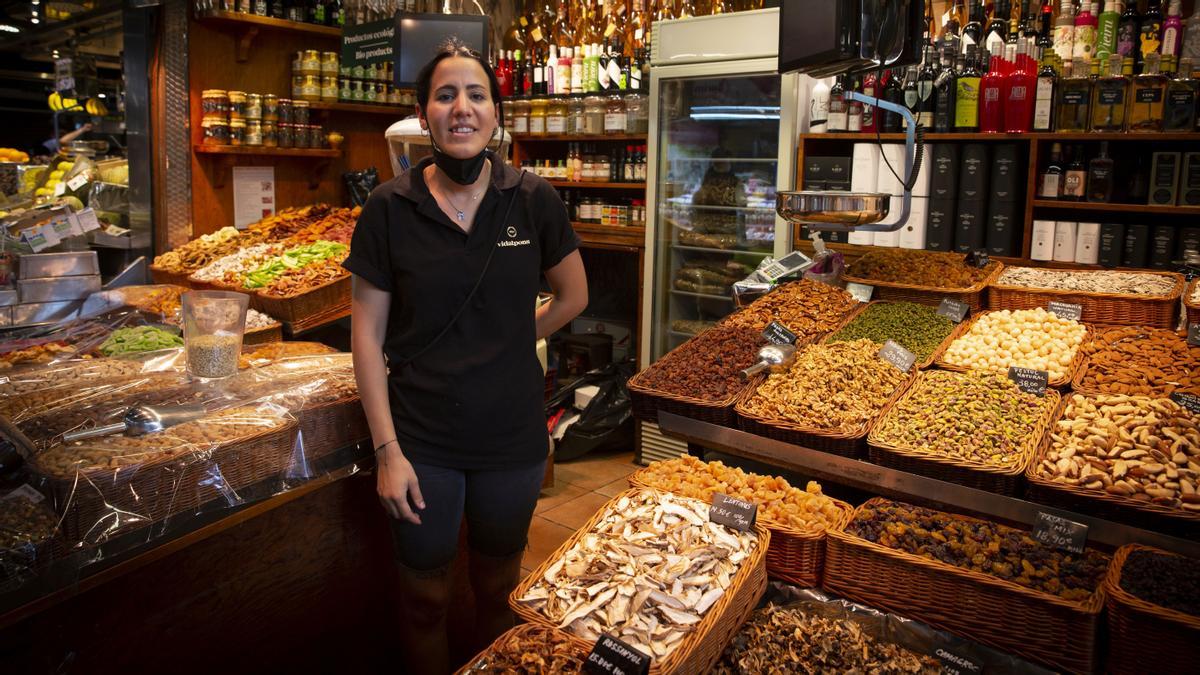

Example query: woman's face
[419,56,499,160]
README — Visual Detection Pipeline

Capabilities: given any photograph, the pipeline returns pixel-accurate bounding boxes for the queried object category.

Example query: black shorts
[388,457,547,571]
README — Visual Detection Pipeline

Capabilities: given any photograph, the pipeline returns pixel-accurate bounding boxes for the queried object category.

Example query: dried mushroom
[463,625,585,674]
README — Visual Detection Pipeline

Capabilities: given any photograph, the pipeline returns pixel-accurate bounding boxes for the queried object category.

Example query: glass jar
[245,119,263,146]
[309,124,325,148]
[262,122,278,147]
[604,94,627,135]
[546,97,568,135]
[294,123,311,149]
[292,51,304,75]
[501,99,516,131]
[583,95,606,135]
[351,63,365,80]
[364,82,378,103]
[291,75,305,100]
[568,94,586,135]
[511,98,531,134]
[245,93,263,120]
[253,0,267,16]
[379,83,391,103]
[340,78,354,101]
[351,80,365,102]
[201,116,230,145]
[262,94,279,122]
[321,51,340,76]
[228,118,246,145]
[300,76,321,102]
[278,98,293,124]
[237,0,252,14]
[321,76,338,101]
[293,100,310,124]
[201,90,229,116]
[623,92,648,134]
[529,97,549,136]
[278,123,295,149]
[389,87,403,105]
[365,63,378,82]
[300,50,322,76]
[227,91,247,119]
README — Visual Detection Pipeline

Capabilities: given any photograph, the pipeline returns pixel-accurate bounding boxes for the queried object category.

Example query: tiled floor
[521,446,641,576]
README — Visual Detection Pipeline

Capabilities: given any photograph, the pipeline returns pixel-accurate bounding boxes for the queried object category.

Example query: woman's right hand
[376,444,425,524]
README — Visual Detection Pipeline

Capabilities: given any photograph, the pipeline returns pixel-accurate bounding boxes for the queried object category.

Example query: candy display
[997,267,1179,296]
[1075,326,1200,397]
[845,249,998,289]
[740,340,909,433]
[825,302,954,364]
[847,500,1110,602]
[1118,548,1200,616]
[1033,394,1200,514]
[97,326,185,357]
[940,308,1088,381]
[722,279,858,338]
[633,325,762,402]
[151,205,336,275]
[516,489,760,660]
[635,455,844,532]
[712,605,941,675]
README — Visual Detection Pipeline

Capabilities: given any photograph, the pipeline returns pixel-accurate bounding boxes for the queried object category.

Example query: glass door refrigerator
[637,8,800,464]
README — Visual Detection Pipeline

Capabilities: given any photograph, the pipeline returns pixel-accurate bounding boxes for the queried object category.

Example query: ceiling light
[30,17,39,23]
[0,24,18,32]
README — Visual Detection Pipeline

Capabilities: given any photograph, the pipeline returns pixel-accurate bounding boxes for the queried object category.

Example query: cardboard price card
[709,493,757,532]
[1032,511,1088,554]
[761,320,798,345]
[1046,301,1083,321]
[936,298,970,323]
[878,340,917,373]
[584,634,651,675]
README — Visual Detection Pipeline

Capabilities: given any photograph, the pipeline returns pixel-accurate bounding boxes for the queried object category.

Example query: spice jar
[292,51,304,74]
[294,123,311,149]
[300,50,322,76]
[604,94,627,135]
[624,92,648,134]
[201,116,230,146]
[293,100,310,124]
[238,0,252,13]
[320,51,339,76]
[278,123,295,149]
[278,98,293,124]
[364,82,378,103]
[262,94,279,122]
[228,118,246,145]
[529,97,549,136]
[227,91,247,119]
[501,99,516,131]
[291,75,304,100]
[309,124,324,148]
[262,122,278,147]
[379,83,391,103]
[583,95,606,135]
[245,93,262,120]
[340,78,354,101]
[351,80,365,102]
[321,76,338,101]
[568,94,586,135]
[201,90,229,116]
[546,96,568,134]
[245,119,263,146]
[300,76,321,102]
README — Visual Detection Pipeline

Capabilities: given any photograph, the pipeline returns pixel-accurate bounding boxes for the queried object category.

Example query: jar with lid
[321,76,338,101]
[511,98,531,134]
[389,87,403,105]
[227,91,247,119]
[293,100,310,124]
[365,63,378,83]
[351,80,365,102]
[291,75,305,99]
[604,94,627,135]
[238,0,252,14]
[501,99,517,131]
[245,93,263,120]
[294,123,311,149]
[301,50,322,76]
[320,51,339,76]
[229,118,246,145]
[201,116,230,146]
[623,92,648,134]
[546,97,568,135]
[300,76,321,102]
[278,123,295,149]
[278,98,293,124]
[583,95,606,135]
[309,124,325,148]
[293,51,304,74]
[568,95,586,135]
[253,0,267,16]
[262,122,278,147]
[340,78,354,101]
[201,90,229,116]
[245,119,263,146]
[262,94,279,121]
[351,63,365,80]
[529,98,549,136]
[364,82,378,103]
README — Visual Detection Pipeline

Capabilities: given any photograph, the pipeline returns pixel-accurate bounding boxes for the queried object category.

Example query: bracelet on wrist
[374,439,398,454]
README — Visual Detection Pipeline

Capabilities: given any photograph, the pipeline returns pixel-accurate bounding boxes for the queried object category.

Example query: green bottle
[955,45,982,132]
[1097,0,1120,62]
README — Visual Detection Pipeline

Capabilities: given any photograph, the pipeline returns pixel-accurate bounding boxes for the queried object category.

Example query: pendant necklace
[438,165,491,222]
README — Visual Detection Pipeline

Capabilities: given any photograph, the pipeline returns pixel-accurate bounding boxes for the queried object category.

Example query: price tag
[1008,366,1049,396]
[2,484,44,504]
[709,493,757,532]
[761,321,798,345]
[846,282,874,302]
[1032,511,1088,554]
[66,174,89,192]
[104,224,130,237]
[50,214,81,240]
[933,644,984,675]
[965,249,990,268]
[53,182,66,197]
[936,298,970,323]
[1188,323,1200,347]
[75,208,101,233]
[584,634,651,675]
[1171,392,1200,414]
[1047,301,1084,321]
[877,340,916,373]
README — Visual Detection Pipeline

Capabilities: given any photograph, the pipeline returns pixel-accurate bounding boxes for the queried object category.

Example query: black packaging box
[1098,223,1126,268]
[1150,225,1178,269]
[1181,152,1200,206]
[930,143,960,199]
[985,200,1020,256]
[1178,226,1200,258]
[990,144,1021,202]
[804,156,852,192]
[1123,223,1151,268]
[800,225,846,244]
[925,198,956,251]
[955,200,987,252]
[958,144,991,201]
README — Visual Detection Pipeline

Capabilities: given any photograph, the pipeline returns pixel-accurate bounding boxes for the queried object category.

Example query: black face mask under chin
[428,131,494,185]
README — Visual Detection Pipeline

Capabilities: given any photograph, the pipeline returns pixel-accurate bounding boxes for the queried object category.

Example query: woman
[342,39,587,674]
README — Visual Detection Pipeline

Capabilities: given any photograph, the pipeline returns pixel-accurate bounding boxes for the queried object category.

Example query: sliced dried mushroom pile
[712,604,941,674]
[517,489,759,660]
[998,267,1178,296]
[463,625,585,674]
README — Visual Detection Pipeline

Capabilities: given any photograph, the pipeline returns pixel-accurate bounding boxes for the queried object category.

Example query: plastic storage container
[182,290,248,380]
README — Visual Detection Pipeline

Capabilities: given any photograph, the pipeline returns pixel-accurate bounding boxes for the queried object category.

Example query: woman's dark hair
[415,37,503,115]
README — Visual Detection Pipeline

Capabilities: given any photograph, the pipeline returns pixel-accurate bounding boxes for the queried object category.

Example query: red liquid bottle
[980,54,1007,132]
[1005,47,1036,132]
[861,70,879,134]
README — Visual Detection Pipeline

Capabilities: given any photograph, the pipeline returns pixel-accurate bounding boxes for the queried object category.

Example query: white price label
[53,182,66,197]
[846,282,875,302]
[75,208,101,233]
[66,174,89,192]
[104,224,130,237]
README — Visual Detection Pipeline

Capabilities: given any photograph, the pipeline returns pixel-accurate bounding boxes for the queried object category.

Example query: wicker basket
[149,266,195,288]
[243,322,283,346]
[1186,279,1200,327]
[1025,395,1200,537]
[840,256,1003,312]
[821,300,960,370]
[628,465,854,587]
[824,498,1106,674]
[1069,327,1200,398]
[735,368,914,459]
[988,268,1185,328]
[1103,544,1200,675]
[509,488,770,675]
[254,274,351,325]
[297,395,368,462]
[454,623,590,675]
[867,371,1061,496]
[628,332,761,428]
[29,420,299,542]
[934,311,1091,389]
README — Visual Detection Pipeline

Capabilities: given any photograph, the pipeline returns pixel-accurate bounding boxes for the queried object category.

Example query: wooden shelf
[512,133,648,142]
[547,180,645,189]
[194,144,340,157]
[801,131,1200,142]
[196,10,342,38]
[307,101,415,115]
[1031,199,1200,215]
[572,222,645,248]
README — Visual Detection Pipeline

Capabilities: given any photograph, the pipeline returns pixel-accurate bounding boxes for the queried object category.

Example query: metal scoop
[62,403,209,443]
[740,343,797,381]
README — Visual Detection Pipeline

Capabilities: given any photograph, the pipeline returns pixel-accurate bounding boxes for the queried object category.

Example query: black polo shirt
[342,152,579,470]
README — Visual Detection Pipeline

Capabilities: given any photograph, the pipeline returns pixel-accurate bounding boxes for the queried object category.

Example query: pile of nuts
[1191,282,1200,305]
[826,301,955,363]
[723,280,858,339]
[0,493,57,558]
[872,371,1054,470]
[1076,326,1200,397]
[740,340,909,432]
[637,455,845,532]
[713,605,941,674]
[1034,394,1200,513]
[998,267,1179,296]
[940,308,1088,380]
[635,325,762,402]
[1119,548,1200,616]
[188,243,281,284]
[846,249,997,289]
[848,499,1110,602]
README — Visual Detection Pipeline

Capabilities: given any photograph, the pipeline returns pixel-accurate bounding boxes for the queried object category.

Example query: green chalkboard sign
[341,18,395,69]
